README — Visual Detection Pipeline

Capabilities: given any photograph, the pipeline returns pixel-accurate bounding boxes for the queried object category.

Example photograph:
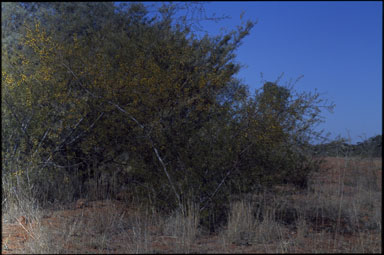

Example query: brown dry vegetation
[2,156,382,253]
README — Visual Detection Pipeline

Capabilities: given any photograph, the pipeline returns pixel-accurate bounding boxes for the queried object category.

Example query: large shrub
[2,2,334,230]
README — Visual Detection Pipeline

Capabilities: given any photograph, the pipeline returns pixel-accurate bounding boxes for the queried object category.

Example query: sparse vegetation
[2,2,381,254]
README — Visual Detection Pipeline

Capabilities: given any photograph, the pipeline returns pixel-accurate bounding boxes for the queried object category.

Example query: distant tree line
[311,135,382,158]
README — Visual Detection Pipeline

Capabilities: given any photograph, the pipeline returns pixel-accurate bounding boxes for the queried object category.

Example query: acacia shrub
[2,2,334,231]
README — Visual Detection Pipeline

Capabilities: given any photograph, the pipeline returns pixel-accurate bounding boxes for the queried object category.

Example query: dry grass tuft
[159,201,201,253]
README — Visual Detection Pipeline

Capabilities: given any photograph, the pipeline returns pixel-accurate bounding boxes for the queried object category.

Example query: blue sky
[138,2,382,144]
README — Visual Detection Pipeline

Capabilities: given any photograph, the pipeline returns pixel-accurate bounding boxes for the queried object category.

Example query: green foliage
[2,2,334,231]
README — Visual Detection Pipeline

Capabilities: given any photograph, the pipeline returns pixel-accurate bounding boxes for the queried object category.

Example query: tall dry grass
[2,154,381,253]
[157,201,201,253]
[20,201,156,254]
[220,155,381,253]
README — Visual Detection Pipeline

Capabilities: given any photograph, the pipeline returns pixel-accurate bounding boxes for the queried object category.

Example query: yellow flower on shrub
[12,169,24,177]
